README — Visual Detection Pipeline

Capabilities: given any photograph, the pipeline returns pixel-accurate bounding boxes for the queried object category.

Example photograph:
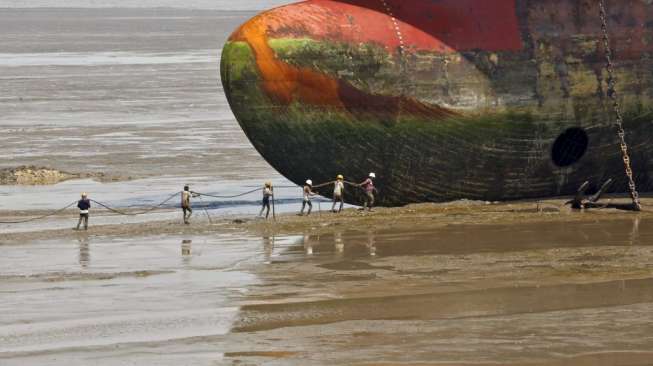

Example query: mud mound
[0,166,129,185]
[0,166,80,185]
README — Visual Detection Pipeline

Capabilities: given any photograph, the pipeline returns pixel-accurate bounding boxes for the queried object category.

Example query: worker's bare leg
[183,207,192,224]
[366,192,374,211]
[333,196,343,213]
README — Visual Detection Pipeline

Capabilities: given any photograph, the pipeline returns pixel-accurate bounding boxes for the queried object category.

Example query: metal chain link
[598,0,641,211]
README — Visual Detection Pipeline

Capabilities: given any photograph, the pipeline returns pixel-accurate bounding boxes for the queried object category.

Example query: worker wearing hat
[332,174,345,213]
[358,172,377,211]
[76,192,91,230]
[259,181,274,219]
[299,179,316,216]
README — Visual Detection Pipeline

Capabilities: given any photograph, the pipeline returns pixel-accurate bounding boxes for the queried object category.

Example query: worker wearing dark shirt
[76,193,91,230]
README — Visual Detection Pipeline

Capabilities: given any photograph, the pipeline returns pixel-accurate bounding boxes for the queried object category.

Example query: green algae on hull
[221,38,653,206]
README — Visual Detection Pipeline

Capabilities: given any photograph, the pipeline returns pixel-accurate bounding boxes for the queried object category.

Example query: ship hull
[221,0,653,206]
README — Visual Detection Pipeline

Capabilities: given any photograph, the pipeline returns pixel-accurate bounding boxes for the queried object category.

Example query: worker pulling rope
[0,176,376,224]
[193,181,341,200]
[0,185,309,225]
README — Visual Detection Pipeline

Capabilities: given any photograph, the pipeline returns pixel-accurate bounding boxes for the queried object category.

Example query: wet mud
[3,196,652,242]
[0,166,126,185]
[3,198,653,365]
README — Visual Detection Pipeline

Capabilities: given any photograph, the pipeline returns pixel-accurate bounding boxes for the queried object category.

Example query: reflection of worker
[358,173,377,211]
[332,174,345,213]
[78,236,90,267]
[334,231,344,255]
[259,182,273,219]
[181,186,198,224]
[262,235,275,263]
[181,239,192,256]
[76,192,91,230]
[181,239,192,265]
[303,234,313,255]
[299,180,316,216]
[366,230,376,256]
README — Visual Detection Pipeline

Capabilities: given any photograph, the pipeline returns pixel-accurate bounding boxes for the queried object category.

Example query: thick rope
[90,191,181,216]
[312,181,334,189]
[194,187,262,199]
[195,181,337,199]
[0,201,77,224]
[198,194,213,224]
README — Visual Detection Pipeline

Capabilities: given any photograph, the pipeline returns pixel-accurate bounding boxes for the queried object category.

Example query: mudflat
[2,198,653,365]
[1,195,650,241]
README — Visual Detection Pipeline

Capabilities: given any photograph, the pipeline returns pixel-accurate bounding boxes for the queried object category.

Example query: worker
[332,174,345,213]
[259,182,274,219]
[358,172,377,211]
[181,185,198,224]
[299,179,316,216]
[76,192,91,230]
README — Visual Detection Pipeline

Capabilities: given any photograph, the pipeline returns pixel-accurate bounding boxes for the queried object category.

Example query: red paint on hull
[251,0,523,52]
[230,4,457,118]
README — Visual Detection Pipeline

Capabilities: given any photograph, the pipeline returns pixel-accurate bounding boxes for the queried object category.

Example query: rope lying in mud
[0,201,77,224]
[89,191,181,216]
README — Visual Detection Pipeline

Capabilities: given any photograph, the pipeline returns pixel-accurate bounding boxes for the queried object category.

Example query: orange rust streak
[237,15,343,107]
[230,12,457,121]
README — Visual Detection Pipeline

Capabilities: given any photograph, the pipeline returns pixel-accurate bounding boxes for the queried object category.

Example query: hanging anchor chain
[598,0,641,211]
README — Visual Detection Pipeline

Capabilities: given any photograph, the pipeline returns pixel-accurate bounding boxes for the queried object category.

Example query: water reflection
[279,218,649,263]
[334,231,344,257]
[77,235,90,268]
[630,216,641,246]
[366,230,376,257]
[262,235,275,263]
[293,229,379,258]
[303,234,313,256]
[181,239,192,265]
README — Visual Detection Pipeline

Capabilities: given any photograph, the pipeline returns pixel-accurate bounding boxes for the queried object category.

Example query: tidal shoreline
[2,196,650,244]
[3,197,653,365]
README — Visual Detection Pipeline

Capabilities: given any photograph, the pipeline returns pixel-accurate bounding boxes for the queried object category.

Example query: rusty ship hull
[220,0,653,206]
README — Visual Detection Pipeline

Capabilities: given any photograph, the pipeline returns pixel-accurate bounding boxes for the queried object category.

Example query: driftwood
[565,179,640,211]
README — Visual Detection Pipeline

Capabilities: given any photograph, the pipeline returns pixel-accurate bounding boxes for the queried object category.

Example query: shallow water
[2,219,653,365]
[0,7,305,220]
[0,176,324,234]
[0,8,267,177]
[0,233,295,357]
